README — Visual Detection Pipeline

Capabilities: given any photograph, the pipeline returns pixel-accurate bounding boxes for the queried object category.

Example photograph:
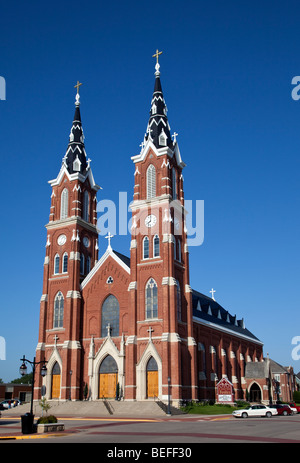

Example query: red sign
[216,378,234,403]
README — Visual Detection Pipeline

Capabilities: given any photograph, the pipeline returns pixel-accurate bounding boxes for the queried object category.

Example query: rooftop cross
[210,288,216,301]
[105,232,114,249]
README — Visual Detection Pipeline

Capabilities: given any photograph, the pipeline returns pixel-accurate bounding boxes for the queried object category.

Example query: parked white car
[232,404,278,418]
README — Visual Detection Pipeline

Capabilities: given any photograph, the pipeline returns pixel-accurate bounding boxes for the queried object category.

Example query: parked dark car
[269,404,293,416]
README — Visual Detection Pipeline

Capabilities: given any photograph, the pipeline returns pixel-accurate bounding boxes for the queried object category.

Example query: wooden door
[147,371,158,398]
[99,373,117,398]
[51,374,61,399]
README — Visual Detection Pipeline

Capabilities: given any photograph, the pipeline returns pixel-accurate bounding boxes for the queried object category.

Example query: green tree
[11,373,33,384]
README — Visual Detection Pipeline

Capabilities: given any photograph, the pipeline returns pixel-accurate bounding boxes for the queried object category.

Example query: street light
[19,355,47,426]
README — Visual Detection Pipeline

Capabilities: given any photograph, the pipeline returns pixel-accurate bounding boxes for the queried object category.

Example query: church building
[34,55,265,406]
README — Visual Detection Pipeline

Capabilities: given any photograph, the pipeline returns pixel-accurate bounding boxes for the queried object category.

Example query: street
[1,413,300,444]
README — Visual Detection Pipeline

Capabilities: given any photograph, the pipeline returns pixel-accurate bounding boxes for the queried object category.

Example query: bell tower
[126,53,198,402]
[35,84,101,401]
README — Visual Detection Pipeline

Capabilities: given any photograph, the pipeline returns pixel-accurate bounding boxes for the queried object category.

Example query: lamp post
[19,355,47,417]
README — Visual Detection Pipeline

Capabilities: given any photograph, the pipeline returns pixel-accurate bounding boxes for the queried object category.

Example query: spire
[144,50,174,150]
[63,81,89,175]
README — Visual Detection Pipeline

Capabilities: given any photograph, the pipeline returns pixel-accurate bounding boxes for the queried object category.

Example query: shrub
[293,391,300,403]
[37,415,57,424]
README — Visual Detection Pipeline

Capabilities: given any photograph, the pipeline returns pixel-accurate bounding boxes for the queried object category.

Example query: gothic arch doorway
[51,362,61,399]
[146,357,158,398]
[99,355,118,399]
[249,382,261,402]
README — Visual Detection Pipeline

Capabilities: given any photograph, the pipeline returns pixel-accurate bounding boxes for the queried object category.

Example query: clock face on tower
[83,237,90,248]
[145,214,157,227]
[57,234,67,246]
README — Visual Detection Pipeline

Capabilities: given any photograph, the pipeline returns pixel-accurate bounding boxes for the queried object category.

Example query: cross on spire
[152,49,162,64]
[74,80,82,95]
[210,288,216,301]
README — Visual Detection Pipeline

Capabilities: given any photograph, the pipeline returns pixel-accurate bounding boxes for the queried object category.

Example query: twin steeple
[143,50,174,150]
[63,81,89,175]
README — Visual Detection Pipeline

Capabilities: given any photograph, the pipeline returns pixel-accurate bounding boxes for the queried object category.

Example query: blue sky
[1,0,300,382]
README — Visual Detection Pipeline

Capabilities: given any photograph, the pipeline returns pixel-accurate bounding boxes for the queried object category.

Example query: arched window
[54,254,60,275]
[172,168,177,199]
[199,343,206,379]
[62,253,68,273]
[80,253,85,275]
[153,235,159,257]
[101,295,119,337]
[143,236,149,259]
[53,291,64,328]
[176,280,182,321]
[177,239,181,262]
[145,278,158,319]
[99,355,118,374]
[146,164,156,199]
[83,190,89,222]
[60,188,69,219]
[86,256,91,274]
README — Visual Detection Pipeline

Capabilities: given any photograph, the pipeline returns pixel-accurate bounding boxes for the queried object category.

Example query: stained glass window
[143,236,149,259]
[176,280,182,321]
[80,254,85,275]
[62,253,68,273]
[100,355,118,374]
[53,291,64,328]
[145,278,158,319]
[101,295,119,337]
[153,235,159,257]
[54,254,60,275]
[146,356,158,371]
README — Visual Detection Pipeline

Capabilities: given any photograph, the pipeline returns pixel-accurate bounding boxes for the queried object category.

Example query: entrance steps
[4,399,185,418]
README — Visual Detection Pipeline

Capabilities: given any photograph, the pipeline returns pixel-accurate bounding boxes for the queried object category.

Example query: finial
[152,49,162,76]
[74,80,82,106]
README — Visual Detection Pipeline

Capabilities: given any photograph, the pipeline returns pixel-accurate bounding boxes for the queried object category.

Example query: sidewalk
[0,401,231,440]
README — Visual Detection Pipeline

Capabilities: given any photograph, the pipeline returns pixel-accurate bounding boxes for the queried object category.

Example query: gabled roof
[268,358,291,374]
[80,246,130,290]
[245,361,268,378]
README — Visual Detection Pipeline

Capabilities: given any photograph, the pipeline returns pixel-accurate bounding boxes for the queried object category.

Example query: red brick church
[34,56,266,406]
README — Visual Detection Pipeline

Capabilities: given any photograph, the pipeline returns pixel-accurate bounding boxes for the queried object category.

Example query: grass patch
[181,401,249,415]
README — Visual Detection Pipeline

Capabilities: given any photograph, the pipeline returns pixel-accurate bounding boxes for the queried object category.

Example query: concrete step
[2,400,185,418]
